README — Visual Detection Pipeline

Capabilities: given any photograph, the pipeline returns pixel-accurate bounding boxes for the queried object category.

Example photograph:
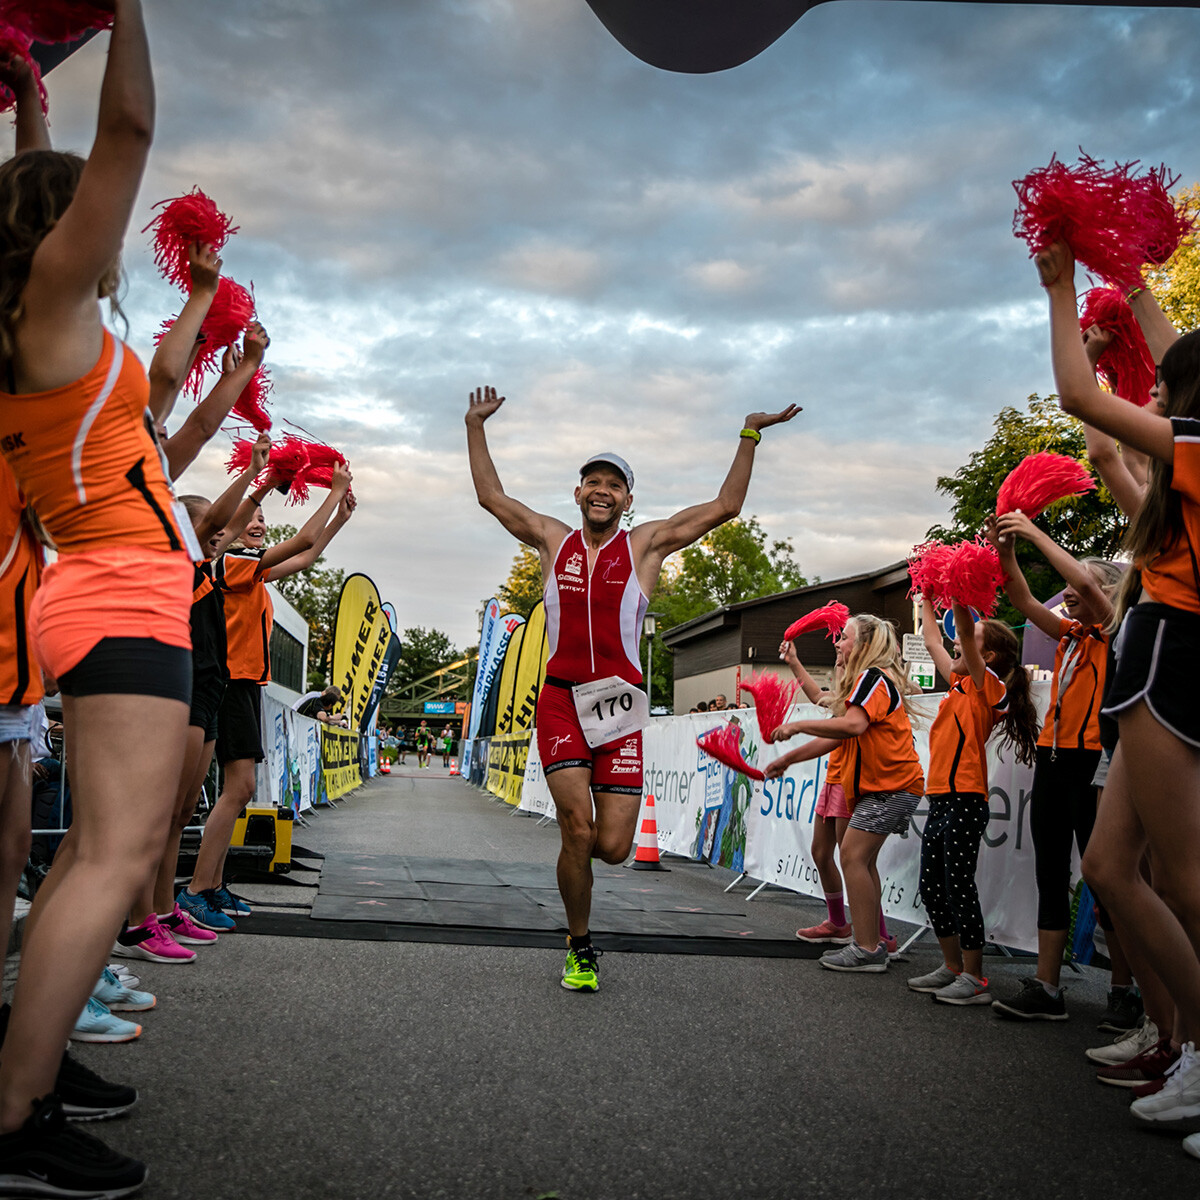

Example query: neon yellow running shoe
[561,944,601,992]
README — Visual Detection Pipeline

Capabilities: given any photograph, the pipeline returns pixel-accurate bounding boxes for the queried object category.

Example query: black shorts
[189,669,227,741]
[217,679,264,765]
[58,637,192,705]
[1104,602,1200,747]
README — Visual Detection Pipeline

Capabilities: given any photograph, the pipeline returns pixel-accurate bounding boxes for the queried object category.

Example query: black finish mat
[239,853,823,958]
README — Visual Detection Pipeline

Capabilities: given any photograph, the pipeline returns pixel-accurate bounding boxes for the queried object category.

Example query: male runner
[415,720,432,768]
[466,385,799,991]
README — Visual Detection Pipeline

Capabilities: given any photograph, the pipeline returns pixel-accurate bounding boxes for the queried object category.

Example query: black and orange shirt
[824,738,849,789]
[0,331,190,556]
[926,669,1008,797]
[191,561,228,681]
[1037,618,1107,752]
[842,668,925,802]
[1141,417,1200,615]
[0,459,43,706]
[214,549,272,683]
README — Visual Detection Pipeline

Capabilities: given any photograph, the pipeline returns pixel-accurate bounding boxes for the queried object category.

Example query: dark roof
[662,561,909,648]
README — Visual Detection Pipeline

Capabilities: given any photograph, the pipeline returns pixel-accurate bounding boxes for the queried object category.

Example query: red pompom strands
[995,452,1096,520]
[782,602,850,644]
[1,1,113,44]
[907,541,956,605]
[144,190,239,291]
[941,539,1005,618]
[0,22,45,115]
[296,441,348,495]
[232,367,272,434]
[739,673,798,745]
[1013,154,1185,292]
[696,723,765,782]
[1140,165,1194,267]
[188,278,255,395]
[1079,288,1155,407]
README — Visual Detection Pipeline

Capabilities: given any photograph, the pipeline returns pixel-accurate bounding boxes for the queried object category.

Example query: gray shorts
[848,790,921,836]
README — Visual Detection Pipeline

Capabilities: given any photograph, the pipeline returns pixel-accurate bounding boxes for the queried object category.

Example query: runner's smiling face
[574,466,632,534]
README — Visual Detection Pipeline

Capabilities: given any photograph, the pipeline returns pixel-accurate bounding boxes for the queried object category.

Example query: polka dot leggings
[918,792,989,951]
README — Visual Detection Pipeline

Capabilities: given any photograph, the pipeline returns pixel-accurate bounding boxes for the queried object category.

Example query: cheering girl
[767,614,923,972]
[1038,238,1200,1144]
[907,598,1039,1005]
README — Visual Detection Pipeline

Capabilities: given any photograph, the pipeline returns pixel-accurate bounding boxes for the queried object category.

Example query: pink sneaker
[881,934,899,956]
[796,919,853,944]
[160,904,219,945]
[112,914,196,964]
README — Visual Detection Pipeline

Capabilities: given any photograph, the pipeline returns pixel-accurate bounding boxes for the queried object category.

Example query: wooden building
[662,562,917,713]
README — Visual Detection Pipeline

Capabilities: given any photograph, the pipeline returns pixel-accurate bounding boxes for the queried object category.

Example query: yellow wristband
[740,427,761,444]
[1126,285,1146,302]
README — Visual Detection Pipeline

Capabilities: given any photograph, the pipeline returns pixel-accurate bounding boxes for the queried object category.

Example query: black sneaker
[1097,986,1143,1033]
[991,977,1068,1021]
[57,1051,138,1123]
[0,1004,136,1124]
[0,1094,146,1197]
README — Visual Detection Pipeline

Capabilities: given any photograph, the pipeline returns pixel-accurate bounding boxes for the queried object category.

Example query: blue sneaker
[92,967,155,1013]
[211,883,251,918]
[176,887,236,932]
[71,997,141,1044]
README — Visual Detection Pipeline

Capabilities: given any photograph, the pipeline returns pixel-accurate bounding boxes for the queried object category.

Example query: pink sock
[825,892,846,926]
[878,908,890,939]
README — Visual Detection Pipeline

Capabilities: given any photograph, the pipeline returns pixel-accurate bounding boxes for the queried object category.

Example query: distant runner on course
[466,385,800,992]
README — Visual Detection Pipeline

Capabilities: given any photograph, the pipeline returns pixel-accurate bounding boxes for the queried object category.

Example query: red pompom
[225,437,256,476]
[270,435,315,503]
[1013,153,1171,292]
[1139,165,1194,266]
[782,601,850,643]
[739,672,799,745]
[143,189,239,291]
[2,1,113,44]
[231,366,272,434]
[696,723,765,782]
[0,23,46,116]
[1079,287,1155,407]
[294,440,347,499]
[941,538,1005,618]
[907,541,956,606]
[995,452,1097,520]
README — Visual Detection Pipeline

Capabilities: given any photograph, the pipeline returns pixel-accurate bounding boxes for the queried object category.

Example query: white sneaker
[1131,1042,1200,1124]
[907,965,957,993]
[1184,1132,1200,1160]
[1086,1017,1159,1066]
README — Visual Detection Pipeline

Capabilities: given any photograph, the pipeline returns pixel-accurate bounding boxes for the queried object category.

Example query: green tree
[497,543,542,618]
[641,517,808,710]
[926,395,1125,626]
[387,626,462,698]
[1147,182,1200,334]
[264,523,344,688]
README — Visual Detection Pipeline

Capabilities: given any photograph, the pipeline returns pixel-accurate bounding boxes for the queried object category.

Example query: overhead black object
[583,0,1200,74]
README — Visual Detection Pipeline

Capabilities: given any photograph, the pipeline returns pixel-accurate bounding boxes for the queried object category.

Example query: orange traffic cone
[631,793,668,871]
[448,758,460,776]
[380,759,391,775]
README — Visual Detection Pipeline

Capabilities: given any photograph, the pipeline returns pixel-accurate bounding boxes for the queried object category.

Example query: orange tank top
[0,331,190,556]
[0,459,43,705]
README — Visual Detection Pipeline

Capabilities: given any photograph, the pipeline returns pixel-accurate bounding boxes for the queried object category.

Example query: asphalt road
[24,769,1195,1199]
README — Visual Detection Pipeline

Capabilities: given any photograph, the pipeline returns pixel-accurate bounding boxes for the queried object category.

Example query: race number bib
[172,499,206,563]
[571,675,649,749]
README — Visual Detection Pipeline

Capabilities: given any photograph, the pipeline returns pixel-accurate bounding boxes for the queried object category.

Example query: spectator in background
[713,694,727,711]
[294,686,349,727]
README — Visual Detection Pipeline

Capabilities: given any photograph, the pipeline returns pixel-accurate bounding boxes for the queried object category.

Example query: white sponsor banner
[258,691,326,813]
[518,737,555,818]
[519,686,1052,953]
[743,688,1049,952]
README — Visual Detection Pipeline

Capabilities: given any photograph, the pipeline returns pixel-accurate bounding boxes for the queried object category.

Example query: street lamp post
[644,611,663,712]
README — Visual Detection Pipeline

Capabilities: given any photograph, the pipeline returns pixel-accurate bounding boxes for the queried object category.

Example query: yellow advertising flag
[509,600,547,732]
[331,573,391,731]
[493,621,526,736]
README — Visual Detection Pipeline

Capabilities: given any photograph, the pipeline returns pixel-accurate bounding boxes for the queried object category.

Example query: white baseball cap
[579,453,634,491]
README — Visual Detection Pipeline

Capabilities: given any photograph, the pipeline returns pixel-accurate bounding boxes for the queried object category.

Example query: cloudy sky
[38,1,1200,648]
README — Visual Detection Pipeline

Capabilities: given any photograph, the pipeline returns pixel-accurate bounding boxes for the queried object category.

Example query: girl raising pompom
[908,598,1039,1005]
[985,510,1121,1019]
[767,614,923,972]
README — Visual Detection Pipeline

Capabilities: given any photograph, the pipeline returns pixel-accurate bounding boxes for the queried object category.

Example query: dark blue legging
[919,793,989,951]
